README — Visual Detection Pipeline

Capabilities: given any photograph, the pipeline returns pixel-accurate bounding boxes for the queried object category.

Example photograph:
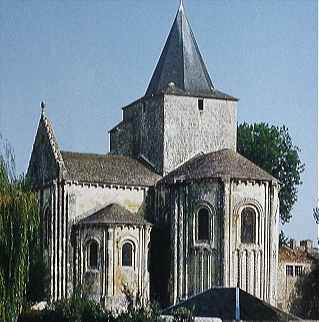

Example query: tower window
[88,240,99,269]
[122,242,133,267]
[197,207,209,240]
[198,99,204,111]
[241,207,256,244]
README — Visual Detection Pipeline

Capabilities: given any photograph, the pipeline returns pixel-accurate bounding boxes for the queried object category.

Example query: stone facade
[110,95,237,175]
[150,178,279,306]
[27,3,279,312]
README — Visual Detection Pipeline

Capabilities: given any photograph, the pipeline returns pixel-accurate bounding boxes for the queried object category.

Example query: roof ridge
[41,115,65,168]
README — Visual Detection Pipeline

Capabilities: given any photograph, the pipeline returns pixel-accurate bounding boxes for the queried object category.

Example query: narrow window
[241,207,256,244]
[198,99,204,111]
[89,240,98,269]
[198,208,209,240]
[295,265,303,276]
[44,208,51,247]
[122,242,133,267]
[286,265,294,276]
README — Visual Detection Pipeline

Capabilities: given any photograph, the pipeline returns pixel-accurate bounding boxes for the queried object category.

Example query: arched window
[89,240,99,269]
[241,207,256,244]
[122,242,133,267]
[197,207,210,240]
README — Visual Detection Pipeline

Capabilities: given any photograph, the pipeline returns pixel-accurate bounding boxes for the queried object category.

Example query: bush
[18,296,171,322]
[172,307,194,322]
[18,294,115,322]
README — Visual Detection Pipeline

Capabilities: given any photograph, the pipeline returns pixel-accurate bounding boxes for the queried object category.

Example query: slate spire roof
[145,3,235,100]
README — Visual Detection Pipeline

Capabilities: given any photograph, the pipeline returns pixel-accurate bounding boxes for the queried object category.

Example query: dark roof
[61,151,161,187]
[77,203,150,226]
[145,3,237,101]
[159,149,276,184]
[162,287,299,321]
[279,245,315,263]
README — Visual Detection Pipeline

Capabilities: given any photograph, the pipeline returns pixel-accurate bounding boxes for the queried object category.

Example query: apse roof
[159,149,277,184]
[77,203,150,226]
[145,3,237,100]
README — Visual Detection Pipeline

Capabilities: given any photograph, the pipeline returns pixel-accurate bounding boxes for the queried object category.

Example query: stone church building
[27,3,280,310]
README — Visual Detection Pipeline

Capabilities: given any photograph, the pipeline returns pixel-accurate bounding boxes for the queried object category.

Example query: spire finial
[41,100,46,116]
[179,0,184,12]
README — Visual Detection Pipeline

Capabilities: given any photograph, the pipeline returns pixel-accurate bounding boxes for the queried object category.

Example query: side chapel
[27,2,280,310]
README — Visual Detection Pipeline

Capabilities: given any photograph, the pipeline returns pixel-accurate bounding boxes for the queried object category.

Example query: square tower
[110,3,238,175]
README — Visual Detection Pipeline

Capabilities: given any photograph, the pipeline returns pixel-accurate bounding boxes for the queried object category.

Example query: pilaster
[221,176,231,287]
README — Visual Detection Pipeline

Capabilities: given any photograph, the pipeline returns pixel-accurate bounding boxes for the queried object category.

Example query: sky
[0,0,317,243]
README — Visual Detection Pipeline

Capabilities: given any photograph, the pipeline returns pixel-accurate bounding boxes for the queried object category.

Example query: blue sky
[0,0,317,242]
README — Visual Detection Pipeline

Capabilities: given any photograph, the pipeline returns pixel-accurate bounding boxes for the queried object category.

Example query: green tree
[237,122,304,224]
[0,135,39,322]
[290,257,319,319]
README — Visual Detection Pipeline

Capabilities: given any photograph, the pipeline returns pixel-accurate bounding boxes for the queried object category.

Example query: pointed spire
[145,2,215,97]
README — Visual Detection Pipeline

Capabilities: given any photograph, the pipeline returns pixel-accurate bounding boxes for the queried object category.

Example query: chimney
[290,239,297,249]
[300,240,313,252]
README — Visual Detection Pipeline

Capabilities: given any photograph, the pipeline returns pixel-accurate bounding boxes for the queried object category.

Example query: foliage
[237,122,304,224]
[42,293,111,322]
[19,295,167,322]
[172,307,194,322]
[279,230,290,247]
[289,258,319,319]
[0,135,39,322]
[117,304,165,322]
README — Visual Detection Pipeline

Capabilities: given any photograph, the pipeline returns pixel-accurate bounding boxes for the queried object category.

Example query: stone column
[221,176,231,287]
[107,228,114,297]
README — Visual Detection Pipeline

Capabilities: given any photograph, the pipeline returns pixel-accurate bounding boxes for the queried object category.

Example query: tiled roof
[279,246,315,263]
[77,203,150,226]
[145,3,236,101]
[159,149,276,184]
[61,151,161,187]
[162,287,299,321]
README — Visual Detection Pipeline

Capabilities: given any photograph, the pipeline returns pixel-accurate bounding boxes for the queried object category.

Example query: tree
[290,257,319,319]
[237,122,304,224]
[0,134,39,322]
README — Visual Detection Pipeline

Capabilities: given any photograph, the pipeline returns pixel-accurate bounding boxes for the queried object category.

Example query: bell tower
[110,3,238,175]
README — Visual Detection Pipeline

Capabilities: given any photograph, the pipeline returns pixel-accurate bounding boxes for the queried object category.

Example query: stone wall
[73,223,151,311]
[154,178,279,307]
[109,121,134,157]
[110,94,237,175]
[277,255,313,312]
[110,95,164,173]
[154,179,224,305]
[227,180,279,305]
[65,183,147,222]
[163,95,237,174]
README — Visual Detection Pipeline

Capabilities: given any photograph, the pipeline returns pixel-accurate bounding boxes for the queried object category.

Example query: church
[27,2,280,311]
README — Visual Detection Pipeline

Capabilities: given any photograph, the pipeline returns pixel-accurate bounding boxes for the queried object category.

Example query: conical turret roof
[145,3,236,100]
